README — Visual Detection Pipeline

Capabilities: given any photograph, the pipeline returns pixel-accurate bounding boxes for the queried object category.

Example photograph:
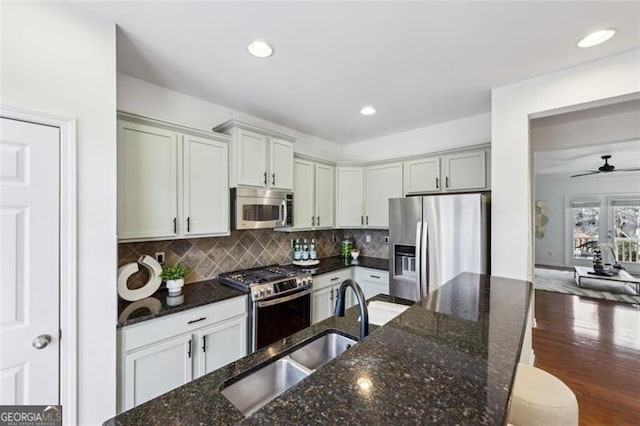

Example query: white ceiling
[79,1,640,144]
[535,139,640,176]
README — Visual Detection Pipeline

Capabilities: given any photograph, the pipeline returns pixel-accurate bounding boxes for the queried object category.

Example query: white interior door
[1,117,60,404]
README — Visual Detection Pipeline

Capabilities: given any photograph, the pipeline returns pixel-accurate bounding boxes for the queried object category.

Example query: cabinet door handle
[173,217,177,234]
[330,277,339,281]
[317,216,320,226]
[272,173,276,185]
[330,289,334,302]
[202,336,206,353]
[446,176,449,188]
[436,177,439,189]
[366,216,369,225]
[187,339,192,358]
[312,216,315,226]
[370,275,381,279]
[186,217,191,232]
[187,317,207,324]
[263,172,267,185]
[361,216,364,225]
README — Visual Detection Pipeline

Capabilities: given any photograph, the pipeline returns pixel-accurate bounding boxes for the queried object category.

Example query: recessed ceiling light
[577,29,616,48]
[360,106,376,116]
[247,40,274,58]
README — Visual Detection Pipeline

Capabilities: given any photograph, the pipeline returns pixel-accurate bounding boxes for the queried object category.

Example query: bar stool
[507,363,579,426]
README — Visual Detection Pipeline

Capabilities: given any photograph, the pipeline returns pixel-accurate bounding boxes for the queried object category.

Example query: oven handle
[255,288,312,308]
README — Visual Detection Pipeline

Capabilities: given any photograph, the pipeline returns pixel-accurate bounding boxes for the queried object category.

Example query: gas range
[218,265,312,302]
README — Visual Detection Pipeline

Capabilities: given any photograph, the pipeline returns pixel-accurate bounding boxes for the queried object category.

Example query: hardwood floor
[533,290,640,425]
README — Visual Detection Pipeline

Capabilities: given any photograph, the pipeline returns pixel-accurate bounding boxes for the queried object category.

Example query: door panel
[293,159,314,229]
[269,138,293,190]
[366,163,403,227]
[183,135,229,236]
[237,129,267,187]
[443,151,486,191]
[336,167,364,227]
[196,316,247,377]
[315,164,335,228]
[124,334,192,410]
[1,118,59,404]
[117,121,178,239]
[404,157,440,194]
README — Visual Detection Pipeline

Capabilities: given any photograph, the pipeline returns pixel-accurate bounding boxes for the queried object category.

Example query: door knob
[32,334,51,349]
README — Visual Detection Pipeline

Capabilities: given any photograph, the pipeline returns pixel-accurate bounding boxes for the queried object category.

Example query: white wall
[117,73,345,162]
[2,3,117,424]
[535,173,640,271]
[341,113,491,162]
[491,49,640,283]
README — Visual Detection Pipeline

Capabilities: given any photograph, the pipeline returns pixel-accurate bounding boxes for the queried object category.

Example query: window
[571,201,600,260]
[611,200,640,264]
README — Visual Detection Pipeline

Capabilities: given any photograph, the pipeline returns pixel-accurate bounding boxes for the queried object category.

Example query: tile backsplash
[118,229,389,286]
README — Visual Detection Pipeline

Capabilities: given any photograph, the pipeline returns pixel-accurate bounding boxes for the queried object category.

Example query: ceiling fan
[570,155,640,178]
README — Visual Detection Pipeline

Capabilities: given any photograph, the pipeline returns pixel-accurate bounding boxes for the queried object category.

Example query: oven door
[253,288,312,351]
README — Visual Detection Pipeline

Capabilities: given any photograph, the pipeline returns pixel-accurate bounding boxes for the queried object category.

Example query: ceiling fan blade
[613,168,640,172]
[571,171,600,178]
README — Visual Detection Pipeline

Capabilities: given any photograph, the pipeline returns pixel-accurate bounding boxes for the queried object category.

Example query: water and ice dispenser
[393,245,416,280]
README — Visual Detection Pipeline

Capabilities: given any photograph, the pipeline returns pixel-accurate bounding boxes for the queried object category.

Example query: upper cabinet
[214,120,295,191]
[117,114,230,242]
[365,163,404,228]
[293,157,335,230]
[336,163,403,228]
[404,146,490,195]
[336,166,365,227]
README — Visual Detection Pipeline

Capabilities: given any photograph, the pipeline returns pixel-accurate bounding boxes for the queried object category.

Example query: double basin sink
[221,331,357,416]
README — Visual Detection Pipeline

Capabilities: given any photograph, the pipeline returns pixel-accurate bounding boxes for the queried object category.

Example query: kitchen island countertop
[107,272,532,425]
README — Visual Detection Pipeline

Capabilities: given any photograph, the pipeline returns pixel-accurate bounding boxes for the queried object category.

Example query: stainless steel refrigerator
[388,193,490,302]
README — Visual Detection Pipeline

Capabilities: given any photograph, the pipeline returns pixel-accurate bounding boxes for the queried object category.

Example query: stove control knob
[259,289,267,297]
[253,291,260,299]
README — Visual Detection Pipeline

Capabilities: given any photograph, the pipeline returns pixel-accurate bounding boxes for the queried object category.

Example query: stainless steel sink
[221,358,311,416]
[221,331,357,416]
[289,332,357,370]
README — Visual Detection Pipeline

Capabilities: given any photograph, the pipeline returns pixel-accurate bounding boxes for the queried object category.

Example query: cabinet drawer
[357,267,389,284]
[122,296,247,351]
[313,269,352,291]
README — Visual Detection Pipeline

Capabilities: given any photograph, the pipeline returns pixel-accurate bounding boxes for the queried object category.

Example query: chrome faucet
[334,279,369,340]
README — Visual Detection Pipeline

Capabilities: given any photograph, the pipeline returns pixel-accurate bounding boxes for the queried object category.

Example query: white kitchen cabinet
[354,267,389,299]
[117,120,179,240]
[315,163,335,228]
[336,166,365,227]
[441,150,486,191]
[312,269,354,324]
[117,296,247,413]
[117,114,230,242]
[214,120,296,190]
[195,315,247,377]
[123,334,192,410]
[183,134,229,236]
[402,147,489,195]
[337,163,402,228]
[365,162,403,228]
[293,157,335,230]
[404,156,441,194]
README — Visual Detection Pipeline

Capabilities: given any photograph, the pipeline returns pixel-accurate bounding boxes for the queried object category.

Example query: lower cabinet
[354,267,389,300]
[117,296,247,413]
[312,269,354,324]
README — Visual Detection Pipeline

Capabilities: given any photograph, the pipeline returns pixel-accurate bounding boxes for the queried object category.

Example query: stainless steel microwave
[231,188,293,230]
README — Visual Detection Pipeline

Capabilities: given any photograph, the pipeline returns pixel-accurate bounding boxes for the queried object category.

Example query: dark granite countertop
[287,255,389,275]
[117,278,247,327]
[118,257,386,327]
[107,273,532,425]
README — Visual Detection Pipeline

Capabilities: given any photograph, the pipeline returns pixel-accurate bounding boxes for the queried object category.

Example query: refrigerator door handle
[415,221,422,301]
[420,221,428,300]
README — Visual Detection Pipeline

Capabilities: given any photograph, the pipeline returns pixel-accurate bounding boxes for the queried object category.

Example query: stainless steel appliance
[231,188,293,230]
[389,193,489,302]
[218,265,312,352]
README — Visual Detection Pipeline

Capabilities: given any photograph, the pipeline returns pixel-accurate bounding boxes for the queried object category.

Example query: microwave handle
[281,199,287,226]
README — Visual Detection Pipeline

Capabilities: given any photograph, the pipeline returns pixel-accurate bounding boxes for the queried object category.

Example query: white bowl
[351,250,360,260]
